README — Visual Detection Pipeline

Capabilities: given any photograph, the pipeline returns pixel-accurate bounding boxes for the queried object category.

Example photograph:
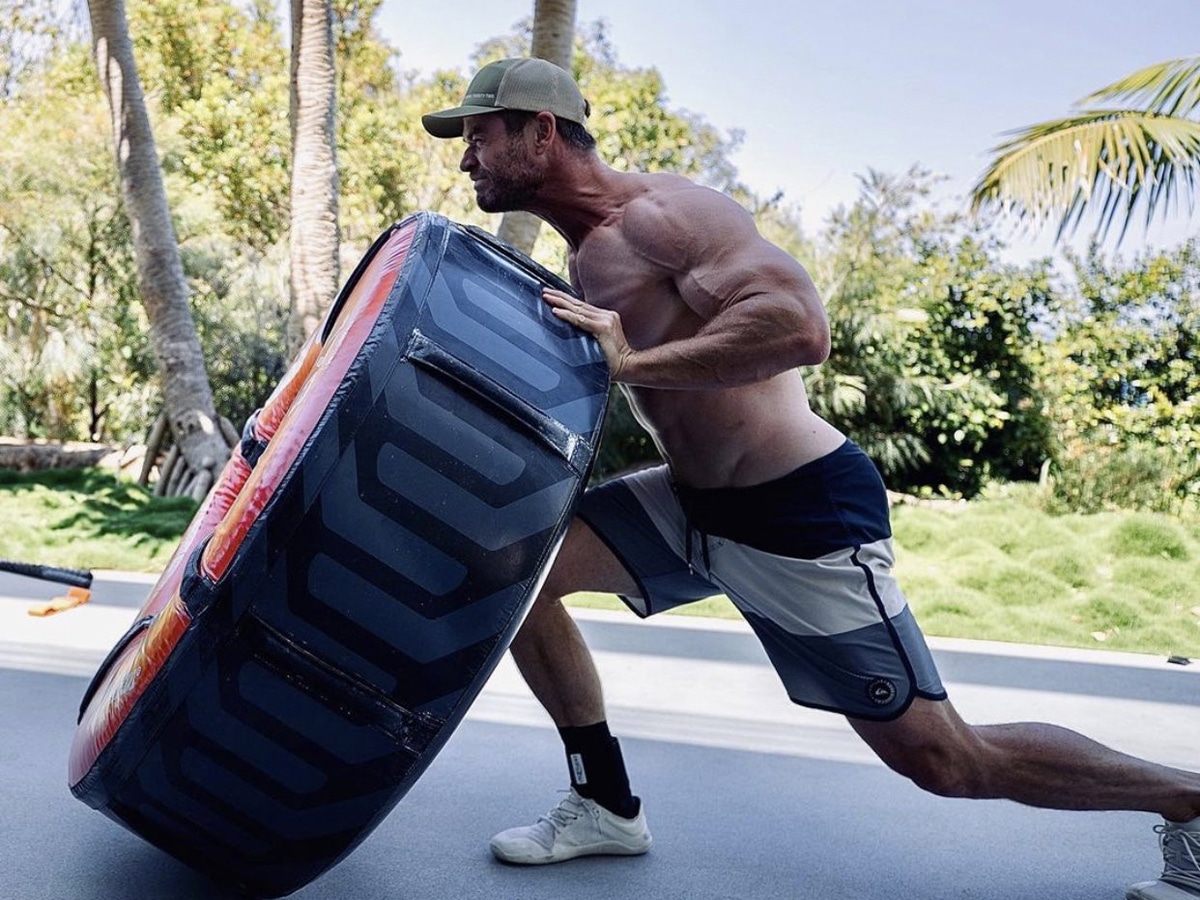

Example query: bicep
[678,223,825,346]
[685,244,818,313]
[675,209,828,363]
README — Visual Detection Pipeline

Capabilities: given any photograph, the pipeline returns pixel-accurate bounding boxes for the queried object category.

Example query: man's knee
[852,703,994,800]
[512,592,560,645]
[879,739,987,798]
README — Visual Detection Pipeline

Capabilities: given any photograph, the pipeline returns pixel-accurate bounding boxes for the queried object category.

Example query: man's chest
[572,233,693,347]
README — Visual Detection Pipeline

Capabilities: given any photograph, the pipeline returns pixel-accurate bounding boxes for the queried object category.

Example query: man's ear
[532,111,557,152]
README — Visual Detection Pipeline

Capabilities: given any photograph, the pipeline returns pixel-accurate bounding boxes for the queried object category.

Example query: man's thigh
[542,516,642,599]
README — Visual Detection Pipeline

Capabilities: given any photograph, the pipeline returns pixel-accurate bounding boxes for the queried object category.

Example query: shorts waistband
[674,440,891,557]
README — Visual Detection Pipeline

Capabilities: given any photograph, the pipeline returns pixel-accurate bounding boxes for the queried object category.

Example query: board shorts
[575,439,947,721]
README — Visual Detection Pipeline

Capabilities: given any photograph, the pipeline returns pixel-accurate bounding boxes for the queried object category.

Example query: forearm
[615,300,829,388]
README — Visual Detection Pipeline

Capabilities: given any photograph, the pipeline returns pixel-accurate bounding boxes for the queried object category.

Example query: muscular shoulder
[618,174,758,273]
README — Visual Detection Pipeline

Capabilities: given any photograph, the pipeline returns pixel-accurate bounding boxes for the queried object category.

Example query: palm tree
[87,0,231,499]
[288,0,340,352]
[496,0,577,255]
[971,57,1200,244]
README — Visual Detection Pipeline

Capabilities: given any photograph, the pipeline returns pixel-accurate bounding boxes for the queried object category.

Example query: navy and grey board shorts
[576,439,947,721]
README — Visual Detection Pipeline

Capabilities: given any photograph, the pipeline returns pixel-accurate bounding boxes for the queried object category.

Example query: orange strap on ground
[27,586,92,616]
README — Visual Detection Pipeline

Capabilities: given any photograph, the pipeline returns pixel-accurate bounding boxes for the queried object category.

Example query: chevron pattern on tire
[71,213,609,898]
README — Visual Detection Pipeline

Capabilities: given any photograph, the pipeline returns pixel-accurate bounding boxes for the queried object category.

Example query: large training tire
[68,212,609,897]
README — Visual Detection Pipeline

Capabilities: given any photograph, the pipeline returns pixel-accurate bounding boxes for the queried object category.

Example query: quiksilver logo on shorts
[867,678,897,706]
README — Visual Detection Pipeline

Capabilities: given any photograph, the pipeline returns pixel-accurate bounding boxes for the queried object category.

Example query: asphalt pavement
[1,569,1197,900]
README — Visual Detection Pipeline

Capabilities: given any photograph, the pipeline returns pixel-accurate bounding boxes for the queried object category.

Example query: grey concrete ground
[2,570,1197,899]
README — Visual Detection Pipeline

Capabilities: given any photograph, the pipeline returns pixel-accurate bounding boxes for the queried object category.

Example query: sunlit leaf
[970,56,1200,245]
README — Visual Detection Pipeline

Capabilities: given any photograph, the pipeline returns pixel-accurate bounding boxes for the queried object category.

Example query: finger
[543,288,584,308]
[552,307,593,330]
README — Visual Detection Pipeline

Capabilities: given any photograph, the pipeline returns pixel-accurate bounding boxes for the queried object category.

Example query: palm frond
[1082,57,1200,118]
[970,110,1200,243]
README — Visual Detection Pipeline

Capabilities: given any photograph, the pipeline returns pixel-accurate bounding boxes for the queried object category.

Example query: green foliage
[1039,241,1200,515]
[0,1,1195,526]
[333,0,450,245]
[1042,442,1198,516]
[129,0,291,251]
[186,241,291,430]
[1063,241,1200,441]
[0,53,159,442]
[1,1,322,442]
[808,168,1056,497]
[805,171,945,479]
[971,57,1200,245]
[904,241,1056,490]
[591,388,660,482]
[1,5,761,452]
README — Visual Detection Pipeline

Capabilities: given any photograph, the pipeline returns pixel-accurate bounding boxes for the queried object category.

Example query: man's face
[460,114,544,213]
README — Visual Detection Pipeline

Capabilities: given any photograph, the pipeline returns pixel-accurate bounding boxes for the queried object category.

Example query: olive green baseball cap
[422,57,590,139]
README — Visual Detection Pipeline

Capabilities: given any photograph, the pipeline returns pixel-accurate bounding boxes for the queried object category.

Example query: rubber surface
[67,213,609,897]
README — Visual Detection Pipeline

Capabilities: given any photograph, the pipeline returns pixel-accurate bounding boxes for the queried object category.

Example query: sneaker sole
[491,838,652,865]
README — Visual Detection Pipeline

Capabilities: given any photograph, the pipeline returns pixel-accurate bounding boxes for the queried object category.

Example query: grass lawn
[3,468,1198,659]
[890,491,1200,658]
[0,468,197,574]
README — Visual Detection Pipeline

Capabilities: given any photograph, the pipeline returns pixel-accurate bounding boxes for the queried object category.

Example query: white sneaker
[490,789,652,865]
[1127,818,1200,899]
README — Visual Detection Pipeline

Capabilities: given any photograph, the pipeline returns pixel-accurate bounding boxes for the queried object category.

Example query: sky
[375,0,1200,265]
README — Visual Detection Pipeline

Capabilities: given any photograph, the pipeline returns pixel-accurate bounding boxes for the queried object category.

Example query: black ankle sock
[557,722,639,819]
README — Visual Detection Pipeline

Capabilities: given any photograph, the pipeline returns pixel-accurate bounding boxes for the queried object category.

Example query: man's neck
[522,156,626,250]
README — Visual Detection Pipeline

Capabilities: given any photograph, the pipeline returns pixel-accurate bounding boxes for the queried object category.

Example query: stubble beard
[474,142,544,213]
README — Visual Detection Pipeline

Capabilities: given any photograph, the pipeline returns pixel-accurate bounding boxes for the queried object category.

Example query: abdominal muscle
[623,368,847,489]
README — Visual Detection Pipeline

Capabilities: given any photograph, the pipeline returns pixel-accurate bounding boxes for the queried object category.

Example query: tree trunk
[288,0,340,355]
[87,0,229,499]
[496,0,577,256]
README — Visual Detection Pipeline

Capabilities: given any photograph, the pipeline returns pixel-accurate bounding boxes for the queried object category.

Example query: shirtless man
[422,57,1200,899]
